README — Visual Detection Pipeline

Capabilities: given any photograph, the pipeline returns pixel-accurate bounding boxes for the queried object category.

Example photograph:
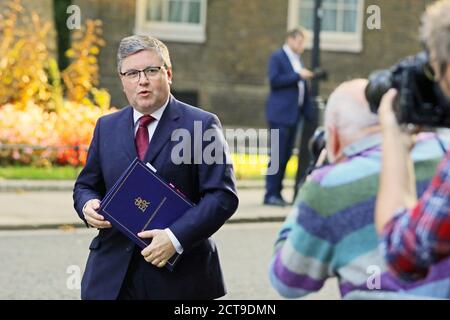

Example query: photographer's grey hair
[420,1,450,67]
[325,79,378,141]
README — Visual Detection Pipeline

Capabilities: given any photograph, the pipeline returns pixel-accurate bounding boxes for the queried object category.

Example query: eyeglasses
[119,65,164,82]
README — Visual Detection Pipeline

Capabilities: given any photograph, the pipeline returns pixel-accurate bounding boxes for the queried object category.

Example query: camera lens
[365,69,393,114]
[309,127,326,163]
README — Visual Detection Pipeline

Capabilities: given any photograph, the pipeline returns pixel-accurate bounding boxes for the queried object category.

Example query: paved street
[0,188,295,228]
[0,181,340,300]
[0,223,340,300]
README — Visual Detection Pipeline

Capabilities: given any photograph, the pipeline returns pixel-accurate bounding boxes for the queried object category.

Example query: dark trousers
[117,246,149,300]
[264,122,298,200]
[117,245,222,300]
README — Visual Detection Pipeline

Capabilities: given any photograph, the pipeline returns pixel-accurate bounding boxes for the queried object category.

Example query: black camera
[309,127,326,165]
[312,68,328,81]
[295,127,327,189]
[365,51,450,127]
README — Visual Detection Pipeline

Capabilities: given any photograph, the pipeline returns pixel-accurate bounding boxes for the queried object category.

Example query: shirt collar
[133,96,170,126]
[342,133,382,157]
[283,44,299,60]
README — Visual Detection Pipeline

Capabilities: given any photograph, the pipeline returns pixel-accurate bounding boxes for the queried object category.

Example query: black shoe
[263,196,288,207]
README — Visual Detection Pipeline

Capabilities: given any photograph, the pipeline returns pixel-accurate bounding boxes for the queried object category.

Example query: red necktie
[135,115,155,160]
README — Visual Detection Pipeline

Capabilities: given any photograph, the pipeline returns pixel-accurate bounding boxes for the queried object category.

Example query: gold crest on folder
[134,197,150,213]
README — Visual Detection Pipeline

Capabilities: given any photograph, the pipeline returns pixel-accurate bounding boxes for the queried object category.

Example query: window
[288,0,365,52]
[135,0,207,43]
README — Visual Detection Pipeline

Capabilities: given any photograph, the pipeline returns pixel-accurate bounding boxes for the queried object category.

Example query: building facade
[72,0,433,127]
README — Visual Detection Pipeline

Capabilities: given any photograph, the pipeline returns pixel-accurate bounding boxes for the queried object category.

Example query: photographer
[376,0,450,281]
[269,79,448,299]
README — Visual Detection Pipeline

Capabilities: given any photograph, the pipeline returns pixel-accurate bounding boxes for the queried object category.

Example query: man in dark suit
[264,28,314,206]
[73,35,239,300]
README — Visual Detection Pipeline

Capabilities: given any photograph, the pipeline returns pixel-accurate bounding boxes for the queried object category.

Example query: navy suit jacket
[73,96,239,300]
[266,48,313,126]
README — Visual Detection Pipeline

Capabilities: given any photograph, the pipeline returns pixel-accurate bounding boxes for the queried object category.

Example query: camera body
[309,127,326,164]
[312,68,328,81]
[365,51,450,127]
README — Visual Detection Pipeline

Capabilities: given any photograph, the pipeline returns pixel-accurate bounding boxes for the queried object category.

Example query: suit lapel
[144,96,181,165]
[118,106,138,162]
[280,49,295,73]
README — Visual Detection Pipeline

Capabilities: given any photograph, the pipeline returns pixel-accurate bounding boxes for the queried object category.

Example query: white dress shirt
[132,99,167,142]
[283,44,305,107]
[83,97,184,255]
[133,97,184,254]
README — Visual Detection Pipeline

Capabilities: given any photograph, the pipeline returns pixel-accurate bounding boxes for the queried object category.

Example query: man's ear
[166,68,173,85]
[119,74,126,92]
[326,125,341,163]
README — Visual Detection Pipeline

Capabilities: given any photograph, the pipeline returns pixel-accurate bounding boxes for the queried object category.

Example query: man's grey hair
[287,27,305,39]
[420,0,450,67]
[324,79,379,142]
[117,35,172,73]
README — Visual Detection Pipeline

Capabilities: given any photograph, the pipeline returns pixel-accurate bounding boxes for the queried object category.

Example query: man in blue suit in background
[73,35,239,299]
[264,28,314,206]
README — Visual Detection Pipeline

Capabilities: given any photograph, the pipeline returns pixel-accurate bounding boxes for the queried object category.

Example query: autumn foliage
[0,0,116,167]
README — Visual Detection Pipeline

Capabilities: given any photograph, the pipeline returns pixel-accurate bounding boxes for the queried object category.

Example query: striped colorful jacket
[269,133,450,299]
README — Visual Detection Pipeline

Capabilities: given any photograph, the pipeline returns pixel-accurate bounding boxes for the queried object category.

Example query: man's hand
[83,199,112,229]
[138,229,176,268]
[378,89,400,129]
[299,68,314,80]
[378,88,416,151]
[375,88,418,233]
